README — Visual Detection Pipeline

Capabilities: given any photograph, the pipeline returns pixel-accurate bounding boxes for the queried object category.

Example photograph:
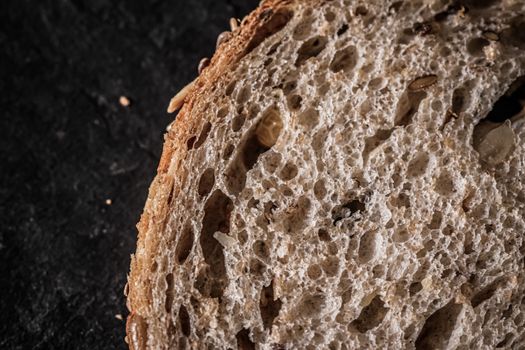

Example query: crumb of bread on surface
[119,96,131,107]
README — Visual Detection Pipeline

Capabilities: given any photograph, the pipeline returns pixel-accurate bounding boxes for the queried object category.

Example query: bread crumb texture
[127,0,525,349]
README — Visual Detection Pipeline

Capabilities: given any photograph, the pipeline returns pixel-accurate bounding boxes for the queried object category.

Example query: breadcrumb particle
[119,96,131,107]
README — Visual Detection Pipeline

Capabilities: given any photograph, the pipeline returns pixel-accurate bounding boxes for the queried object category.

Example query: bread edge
[126,0,310,345]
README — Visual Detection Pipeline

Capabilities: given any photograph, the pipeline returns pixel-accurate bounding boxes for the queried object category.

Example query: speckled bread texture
[126,0,525,349]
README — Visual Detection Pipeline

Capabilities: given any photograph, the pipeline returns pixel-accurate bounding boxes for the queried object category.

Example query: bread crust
[126,0,307,346]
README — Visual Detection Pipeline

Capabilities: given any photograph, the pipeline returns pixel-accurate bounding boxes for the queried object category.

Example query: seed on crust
[167,81,195,114]
[482,31,499,41]
[198,57,210,74]
[229,17,240,31]
[408,75,438,91]
[216,31,232,48]
[256,109,284,148]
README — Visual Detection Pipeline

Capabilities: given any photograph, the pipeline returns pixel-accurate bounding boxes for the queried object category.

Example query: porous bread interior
[129,0,525,349]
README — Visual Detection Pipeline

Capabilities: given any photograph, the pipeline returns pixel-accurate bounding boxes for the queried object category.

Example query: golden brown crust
[126,0,306,345]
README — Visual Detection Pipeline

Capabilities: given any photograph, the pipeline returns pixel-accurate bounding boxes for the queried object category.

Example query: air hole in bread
[175,224,194,264]
[355,5,368,16]
[409,281,422,295]
[496,332,514,348]
[186,136,197,150]
[293,17,313,40]
[248,197,259,209]
[321,257,339,276]
[325,10,336,22]
[279,162,298,181]
[231,114,246,132]
[363,128,394,162]
[262,151,282,173]
[337,23,349,36]
[307,264,322,279]
[223,143,235,160]
[225,81,236,96]
[427,211,442,230]
[471,277,504,307]
[395,90,427,126]
[351,295,388,333]
[451,87,467,115]
[313,179,327,200]
[245,9,294,55]
[358,231,380,263]
[296,293,327,318]
[296,36,328,66]
[284,196,311,232]
[225,108,283,195]
[341,287,353,305]
[250,258,266,276]
[199,190,233,298]
[407,152,430,178]
[332,197,366,225]
[217,106,229,119]
[391,192,410,208]
[260,280,282,329]
[329,45,358,73]
[287,94,303,110]
[237,86,251,105]
[368,77,384,90]
[267,42,281,56]
[415,301,463,350]
[372,264,386,278]
[178,304,191,337]
[282,79,298,95]
[166,181,175,207]
[198,168,215,197]
[253,240,270,260]
[238,230,248,245]
[165,273,174,313]
[298,107,320,129]
[318,228,331,241]
[467,37,490,56]
[393,228,410,243]
[484,76,525,123]
[397,27,415,45]
[281,185,294,197]
[194,122,212,149]
[236,328,255,350]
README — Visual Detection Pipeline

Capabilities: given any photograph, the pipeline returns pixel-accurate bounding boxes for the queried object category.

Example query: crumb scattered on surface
[119,96,131,107]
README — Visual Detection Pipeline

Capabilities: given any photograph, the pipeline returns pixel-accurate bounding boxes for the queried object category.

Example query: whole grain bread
[126,0,525,348]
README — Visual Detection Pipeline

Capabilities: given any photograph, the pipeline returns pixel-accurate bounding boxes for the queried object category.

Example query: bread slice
[126,0,525,348]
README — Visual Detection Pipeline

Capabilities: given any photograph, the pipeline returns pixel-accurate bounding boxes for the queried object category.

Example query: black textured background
[0,1,259,348]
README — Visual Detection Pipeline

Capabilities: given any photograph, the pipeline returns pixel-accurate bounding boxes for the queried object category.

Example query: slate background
[0,0,259,348]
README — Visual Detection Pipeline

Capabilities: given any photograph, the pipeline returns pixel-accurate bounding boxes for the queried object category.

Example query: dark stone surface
[0,0,259,348]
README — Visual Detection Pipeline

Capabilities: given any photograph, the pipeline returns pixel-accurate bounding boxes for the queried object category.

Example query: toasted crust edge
[126,0,305,346]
